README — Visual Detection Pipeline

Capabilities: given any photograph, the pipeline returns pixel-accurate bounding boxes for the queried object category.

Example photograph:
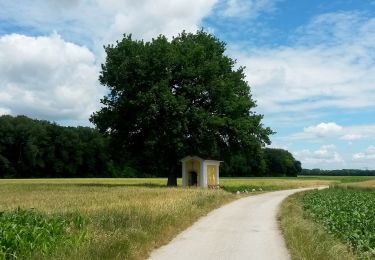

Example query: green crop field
[280,183,375,260]
[302,188,375,258]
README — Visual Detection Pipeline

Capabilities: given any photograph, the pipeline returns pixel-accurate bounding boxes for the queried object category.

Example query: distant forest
[0,115,113,178]
[0,115,302,178]
[301,168,375,176]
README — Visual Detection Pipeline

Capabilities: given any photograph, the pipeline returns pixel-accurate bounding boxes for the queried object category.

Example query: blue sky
[0,0,374,169]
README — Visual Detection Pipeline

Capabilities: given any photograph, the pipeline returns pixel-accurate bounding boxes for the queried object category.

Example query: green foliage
[302,168,375,176]
[90,30,273,184]
[302,188,375,258]
[262,148,301,177]
[0,209,87,259]
[0,115,113,178]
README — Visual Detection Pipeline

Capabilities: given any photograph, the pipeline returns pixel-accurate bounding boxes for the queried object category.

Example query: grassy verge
[220,177,334,192]
[0,183,235,259]
[0,209,86,259]
[279,191,356,260]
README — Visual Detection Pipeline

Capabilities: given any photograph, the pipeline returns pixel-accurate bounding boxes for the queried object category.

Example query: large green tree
[91,31,273,185]
[262,148,302,177]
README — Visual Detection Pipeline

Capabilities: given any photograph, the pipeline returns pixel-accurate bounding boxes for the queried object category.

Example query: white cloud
[100,0,217,44]
[225,10,375,170]
[340,134,366,141]
[304,122,342,138]
[234,11,375,115]
[294,144,344,167]
[0,1,219,124]
[218,0,280,18]
[352,146,375,161]
[0,0,218,50]
[290,122,375,141]
[0,107,11,115]
[0,33,102,123]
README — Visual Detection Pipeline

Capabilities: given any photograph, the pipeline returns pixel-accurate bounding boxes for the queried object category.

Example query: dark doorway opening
[188,171,198,186]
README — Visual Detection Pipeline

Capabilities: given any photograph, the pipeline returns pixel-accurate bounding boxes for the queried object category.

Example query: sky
[0,0,374,170]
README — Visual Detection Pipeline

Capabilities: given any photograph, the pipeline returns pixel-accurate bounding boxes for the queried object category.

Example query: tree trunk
[167,163,178,186]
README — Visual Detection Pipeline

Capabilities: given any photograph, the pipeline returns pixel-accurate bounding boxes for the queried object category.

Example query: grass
[220,176,375,192]
[220,177,335,192]
[0,176,373,259]
[334,179,375,191]
[0,182,234,259]
[0,178,171,187]
[279,191,357,260]
[0,209,86,259]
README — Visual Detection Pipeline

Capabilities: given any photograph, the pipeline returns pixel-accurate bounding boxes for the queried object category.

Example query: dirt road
[149,188,316,260]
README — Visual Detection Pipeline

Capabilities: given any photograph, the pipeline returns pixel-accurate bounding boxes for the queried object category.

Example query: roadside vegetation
[279,191,356,260]
[280,185,375,260]
[220,175,375,192]
[0,182,234,259]
[220,177,333,192]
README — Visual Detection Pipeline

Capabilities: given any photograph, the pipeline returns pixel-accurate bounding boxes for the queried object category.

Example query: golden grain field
[0,181,233,259]
[336,179,375,190]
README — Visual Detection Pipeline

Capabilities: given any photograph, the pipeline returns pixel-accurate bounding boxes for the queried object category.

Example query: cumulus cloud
[234,11,375,117]
[304,122,343,138]
[0,33,102,123]
[0,0,218,49]
[291,122,375,141]
[294,144,344,168]
[0,1,219,124]
[99,0,217,44]
[352,146,375,161]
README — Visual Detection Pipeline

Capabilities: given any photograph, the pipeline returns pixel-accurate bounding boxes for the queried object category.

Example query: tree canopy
[91,30,274,185]
[0,115,113,178]
[262,148,302,177]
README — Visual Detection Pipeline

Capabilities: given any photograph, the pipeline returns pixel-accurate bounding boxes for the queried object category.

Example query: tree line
[0,115,301,178]
[301,168,375,176]
[0,115,112,178]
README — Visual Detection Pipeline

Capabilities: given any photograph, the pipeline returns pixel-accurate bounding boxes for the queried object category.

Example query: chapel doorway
[188,171,198,186]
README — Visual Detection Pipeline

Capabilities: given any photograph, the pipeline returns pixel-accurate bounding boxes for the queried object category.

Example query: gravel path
[149,188,317,260]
